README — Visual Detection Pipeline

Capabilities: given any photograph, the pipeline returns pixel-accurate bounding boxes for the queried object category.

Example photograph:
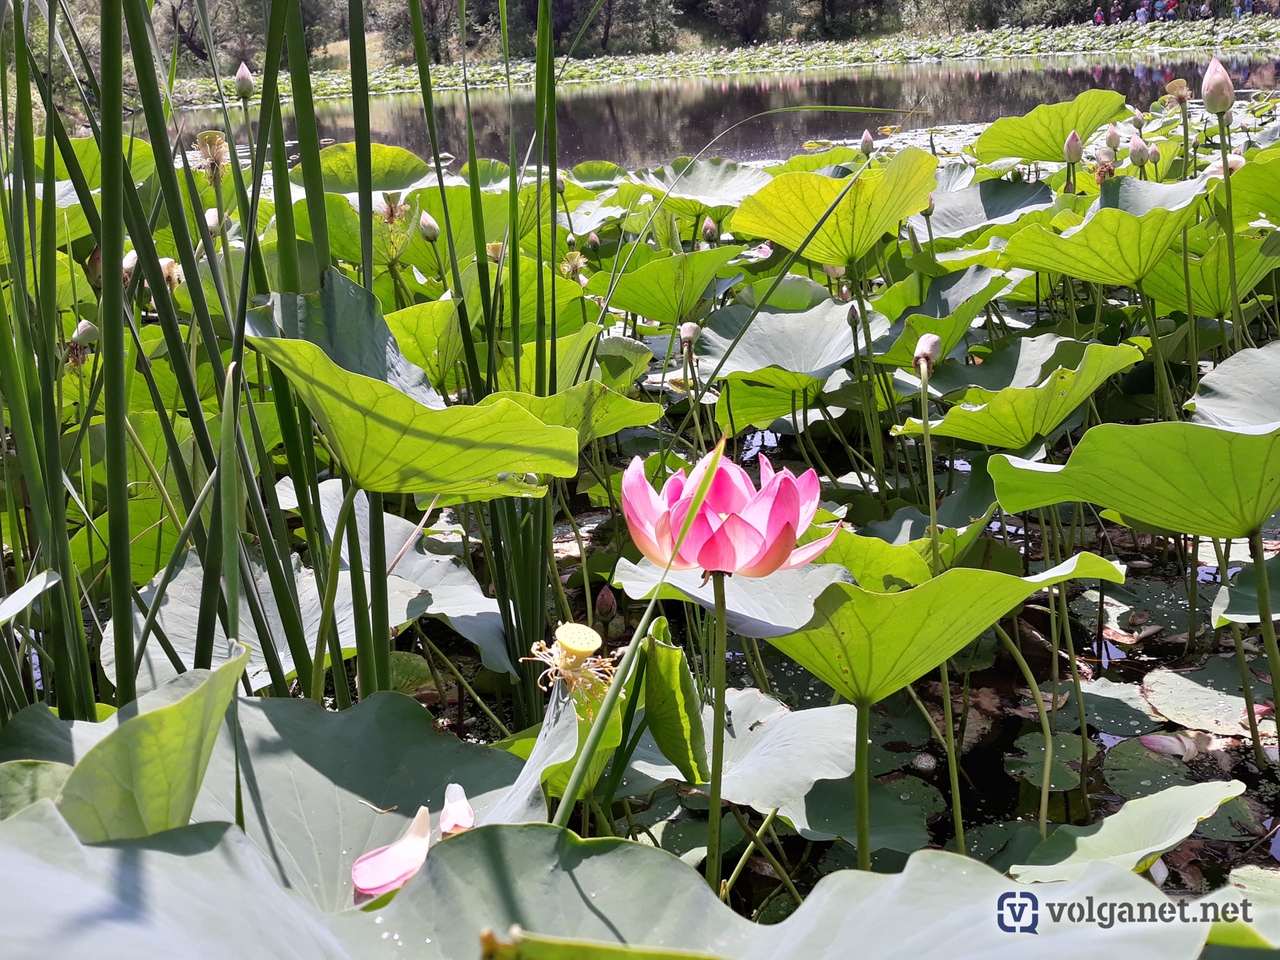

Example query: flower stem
[995,622,1050,838]
[918,365,941,576]
[1217,113,1245,355]
[854,698,871,869]
[706,570,729,892]
[309,481,360,703]
[1247,531,1280,769]
[1212,538,1267,767]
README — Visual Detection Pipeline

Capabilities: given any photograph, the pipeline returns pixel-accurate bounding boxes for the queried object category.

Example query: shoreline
[172,20,1280,109]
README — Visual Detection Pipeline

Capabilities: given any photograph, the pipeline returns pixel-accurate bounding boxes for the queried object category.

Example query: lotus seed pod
[83,247,103,291]
[1201,56,1236,115]
[586,231,601,253]
[913,333,943,376]
[701,216,718,244]
[1063,130,1083,164]
[554,622,602,668]
[71,318,99,346]
[679,321,701,347]
[122,249,139,280]
[822,263,846,279]
[1129,135,1150,167]
[860,129,875,156]
[595,584,617,622]
[418,211,440,243]
[234,62,254,102]
[1106,123,1121,150]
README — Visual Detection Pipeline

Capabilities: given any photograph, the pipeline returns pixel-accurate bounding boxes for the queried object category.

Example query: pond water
[179,51,1279,168]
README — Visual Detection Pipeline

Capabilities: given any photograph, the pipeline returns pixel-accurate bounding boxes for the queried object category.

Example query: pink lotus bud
[83,247,103,291]
[419,211,440,243]
[913,333,943,376]
[679,321,701,347]
[1129,135,1150,167]
[1148,144,1162,167]
[822,263,846,279]
[71,318,99,346]
[924,193,935,217]
[1132,109,1146,131]
[439,783,474,836]
[1201,56,1235,115]
[701,216,718,244]
[555,174,566,195]
[595,584,617,622]
[586,231,600,253]
[860,129,875,156]
[1106,124,1121,150]
[1063,130,1083,164]
[1224,109,1234,128]
[234,62,254,102]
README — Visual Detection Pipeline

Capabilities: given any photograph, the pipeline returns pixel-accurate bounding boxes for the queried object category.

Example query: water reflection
[178,53,1278,167]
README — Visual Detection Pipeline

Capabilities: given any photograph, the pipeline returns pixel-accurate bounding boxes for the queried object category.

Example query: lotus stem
[1247,531,1280,768]
[1134,280,1178,421]
[854,698,871,869]
[1217,114,1246,355]
[995,622,1050,838]
[1212,539,1267,767]
[918,365,941,577]
[706,570,729,892]
[309,481,361,703]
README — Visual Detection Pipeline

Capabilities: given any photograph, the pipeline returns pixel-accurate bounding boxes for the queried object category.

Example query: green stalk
[706,570,729,892]
[1216,113,1246,355]
[1135,280,1178,421]
[854,698,871,869]
[310,483,361,703]
[219,364,241,640]
[1247,531,1280,765]
[996,622,1050,838]
[1213,538,1267,767]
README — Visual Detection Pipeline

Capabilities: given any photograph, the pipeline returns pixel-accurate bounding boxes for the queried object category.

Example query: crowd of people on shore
[1093,0,1264,22]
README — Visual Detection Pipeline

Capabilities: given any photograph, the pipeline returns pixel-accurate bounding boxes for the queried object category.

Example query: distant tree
[707,0,770,41]
[378,0,457,63]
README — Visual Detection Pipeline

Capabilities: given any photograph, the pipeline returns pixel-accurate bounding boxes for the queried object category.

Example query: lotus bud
[860,129,875,156]
[595,584,617,622]
[913,333,943,377]
[837,282,851,303]
[418,211,440,243]
[234,62,254,102]
[1063,130,1083,164]
[122,249,139,281]
[1201,56,1235,115]
[1132,108,1146,131]
[439,783,474,836]
[822,263,846,279]
[1129,135,1150,167]
[586,231,600,254]
[1223,109,1234,128]
[159,258,183,291]
[555,174,566,195]
[1097,146,1116,164]
[679,321,701,348]
[924,193,935,218]
[847,301,860,326]
[701,216,718,244]
[1106,123,1121,150]
[204,207,226,236]
[71,318,99,347]
[565,233,576,250]
[83,247,103,291]
[1148,143,1162,168]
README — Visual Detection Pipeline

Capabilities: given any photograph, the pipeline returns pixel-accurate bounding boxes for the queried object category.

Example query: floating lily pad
[778,777,932,852]
[1101,735,1195,799]
[1141,657,1273,737]
[1007,731,1097,791]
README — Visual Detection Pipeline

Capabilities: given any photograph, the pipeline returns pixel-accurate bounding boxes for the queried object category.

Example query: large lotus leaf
[595,335,654,393]
[0,570,59,628]
[401,184,511,273]
[586,246,743,327]
[989,421,1280,540]
[58,647,246,842]
[613,559,853,639]
[972,90,1127,163]
[326,823,1215,959]
[481,322,603,394]
[1011,780,1245,882]
[1000,176,1208,286]
[297,194,437,273]
[192,694,524,913]
[731,147,937,267]
[765,145,862,175]
[1144,233,1280,320]
[1139,657,1273,736]
[383,299,463,391]
[290,142,430,193]
[1223,152,1280,231]
[643,625,709,785]
[628,689,858,812]
[735,274,831,312]
[35,134,156,188]
[278,478,512,673]
[872,265,1010,368]
[812,527,932,592]
[1185,342,1280,427]
[770,554,1123,706]
[894,342,1142,449]
[627,157,772,220]
[779,777,931,851]
[695,300,863,393]
[246,268,441,409]
[246,335,579,496]
[478,381,660,448]
[928,333,1095,395]
[461,255,586,345]
[69,497,181,596]
[570,160,626,191]
[906,179,1054,241]
[0,801,351,958]
[102,548,430,694]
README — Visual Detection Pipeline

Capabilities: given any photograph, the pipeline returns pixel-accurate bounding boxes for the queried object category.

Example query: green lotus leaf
[459,157,511,189]
[34,135,155,188]
[1139,657,1274,735]
[873,265,1011,367]
[586,246,743,327]
[778,777,931,851]
[811,527,932,592]
[1000,176,1207,286]
[989,421,1280,540]
[569,160,626,191]
[1144,233,1280,320]
[291,142,430,193]
[929,333,1097,394]
[769,554,1123,706]
[1185,341,1280,427]
[461,255,586,345]
[58,645,246,842]
[643,620,709,785]
[478,380,660,448]
[731,147,937,267]
[1221,150,1280,231]
[0,761,72,820]
[894,342,1142,449]
[626,157,772,220]
[906,179,1054,241]
[972,89,1127,163]
[595,336,653,393]
[384,299,463,391]
[1011,781,1245,882]
[765,146,862,175]
[480,322,603,394]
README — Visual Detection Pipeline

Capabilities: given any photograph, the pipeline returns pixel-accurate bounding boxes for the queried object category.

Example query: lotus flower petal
[439,783,474,836]
[351,806,431,898]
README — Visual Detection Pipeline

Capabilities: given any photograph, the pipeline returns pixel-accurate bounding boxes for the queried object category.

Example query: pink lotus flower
[351,806,432,898]
[1206,154,1246,178]
[1201,56,1235,116]
[622,447,840,577]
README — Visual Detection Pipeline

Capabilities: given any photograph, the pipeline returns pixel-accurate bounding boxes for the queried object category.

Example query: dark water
[180,52,1279,168]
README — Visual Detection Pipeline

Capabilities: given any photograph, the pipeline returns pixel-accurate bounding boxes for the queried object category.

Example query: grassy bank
[172,18,1280,108]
